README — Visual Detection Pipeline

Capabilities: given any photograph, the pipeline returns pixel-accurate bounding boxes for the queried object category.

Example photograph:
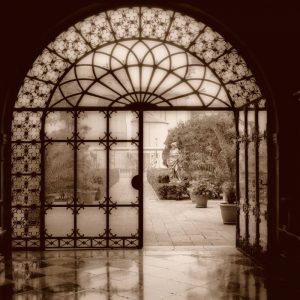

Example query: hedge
[146,168,190,200]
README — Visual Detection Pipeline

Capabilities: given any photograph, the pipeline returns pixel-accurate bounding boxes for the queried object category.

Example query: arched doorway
[7,6,270,261]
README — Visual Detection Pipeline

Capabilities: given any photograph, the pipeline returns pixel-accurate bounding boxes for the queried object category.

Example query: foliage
[158,174,170,183]
[45,115,120,195]
[157,182,189,200]
[162,112,236,193]
[147,168,170,186]
[146,169,189,200]
[222,181,236,204]
[189,179,220,198]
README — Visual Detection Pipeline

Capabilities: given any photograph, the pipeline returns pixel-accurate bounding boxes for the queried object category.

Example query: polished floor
[0,246,287,300]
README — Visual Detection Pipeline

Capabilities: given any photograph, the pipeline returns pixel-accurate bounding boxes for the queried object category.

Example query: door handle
[131,175,141,190]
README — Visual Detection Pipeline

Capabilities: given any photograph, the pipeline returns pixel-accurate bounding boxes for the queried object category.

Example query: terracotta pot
[220,203,237,224]
[191,194,209,208]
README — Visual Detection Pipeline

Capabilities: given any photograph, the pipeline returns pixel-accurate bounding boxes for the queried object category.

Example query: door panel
[44,110,142,248]
[237,104,268,260]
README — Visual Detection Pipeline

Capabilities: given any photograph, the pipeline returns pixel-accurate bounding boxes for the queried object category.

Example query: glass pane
[45,143,74,204]
[258,111,268,251]
[78,111,106,140]
[248,140,256,246]
[77,208,106,236]
[247,111,255,136]
[238,110,245,136]
[247,110,256,245]
[239,143,246,241]
[45,111,73,140]
[260,204,268,252]
[110,111,138,140]
[110,143,138,204]
[110,207,138,237]
[78,143,106,204]
[45,207,74,236]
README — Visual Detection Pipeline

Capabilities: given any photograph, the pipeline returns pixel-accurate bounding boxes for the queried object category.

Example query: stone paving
[144,178,235,247]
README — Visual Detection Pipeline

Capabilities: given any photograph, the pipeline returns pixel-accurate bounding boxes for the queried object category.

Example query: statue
[167,142,181,181]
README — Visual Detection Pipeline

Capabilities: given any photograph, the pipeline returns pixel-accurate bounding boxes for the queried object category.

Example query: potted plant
[220,181,237,224]
[189,179,219,208]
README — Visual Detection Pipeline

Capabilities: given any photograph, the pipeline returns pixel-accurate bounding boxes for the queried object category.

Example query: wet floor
[0,246,272,299]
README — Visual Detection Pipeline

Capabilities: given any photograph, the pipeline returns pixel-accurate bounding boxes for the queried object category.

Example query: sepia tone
[0,0,299,299]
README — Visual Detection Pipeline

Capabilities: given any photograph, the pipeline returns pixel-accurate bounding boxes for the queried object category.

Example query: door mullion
[138,110,143,249]
[244,106,249,245]
[106,111,110,248]
[235,110,240,247]
[74,111,78,248]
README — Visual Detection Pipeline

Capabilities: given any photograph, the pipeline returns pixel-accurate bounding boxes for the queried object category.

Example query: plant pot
[191,194,209,208]
[220,202,236,224]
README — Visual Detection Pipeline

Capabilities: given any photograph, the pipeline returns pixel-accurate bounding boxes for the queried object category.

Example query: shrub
[147,168,189,200]
[147,168,170,186]
[189,179,220,198]
[158,174,170,183]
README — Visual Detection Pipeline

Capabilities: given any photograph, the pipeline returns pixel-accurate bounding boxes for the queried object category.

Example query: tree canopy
[162,112,236,188]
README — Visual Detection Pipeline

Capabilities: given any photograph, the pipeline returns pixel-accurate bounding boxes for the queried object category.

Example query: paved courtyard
[144,178,235,247]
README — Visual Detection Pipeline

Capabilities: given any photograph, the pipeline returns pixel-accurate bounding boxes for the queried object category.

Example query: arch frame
[1,1,279,262]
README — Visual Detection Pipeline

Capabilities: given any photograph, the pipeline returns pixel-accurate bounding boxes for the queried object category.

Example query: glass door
[44,110,143,248]
[237,103,268,261]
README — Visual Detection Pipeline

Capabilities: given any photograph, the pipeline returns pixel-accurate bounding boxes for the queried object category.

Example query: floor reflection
[0,246,299,299]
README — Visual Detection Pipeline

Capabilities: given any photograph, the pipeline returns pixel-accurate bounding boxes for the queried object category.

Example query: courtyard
[144,178,235,247]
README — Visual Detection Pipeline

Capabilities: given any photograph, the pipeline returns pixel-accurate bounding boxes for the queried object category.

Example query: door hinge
[272,133,278,144]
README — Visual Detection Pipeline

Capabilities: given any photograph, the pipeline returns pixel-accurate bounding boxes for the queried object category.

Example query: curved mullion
[73,65,85,96]
[108,42,138,104]
[143,51,200,103]
[146,64,205,106]
[88,51,133,105]
[187,64,207,93]
[138,39,160,102]
[84,91,117,103]
[140,42,171,102]
[123,40,143,102]
[200,82,224,107]
[49,91,83,108]
[78,68,135,105]
[57,81,74,107]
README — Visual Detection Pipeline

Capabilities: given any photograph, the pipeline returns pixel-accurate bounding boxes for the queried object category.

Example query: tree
[162,112,235,189]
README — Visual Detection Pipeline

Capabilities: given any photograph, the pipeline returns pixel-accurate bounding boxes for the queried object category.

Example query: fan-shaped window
[15,7,265,110]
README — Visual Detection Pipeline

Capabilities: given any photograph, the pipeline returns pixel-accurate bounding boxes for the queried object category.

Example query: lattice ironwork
[10,6,268,253]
